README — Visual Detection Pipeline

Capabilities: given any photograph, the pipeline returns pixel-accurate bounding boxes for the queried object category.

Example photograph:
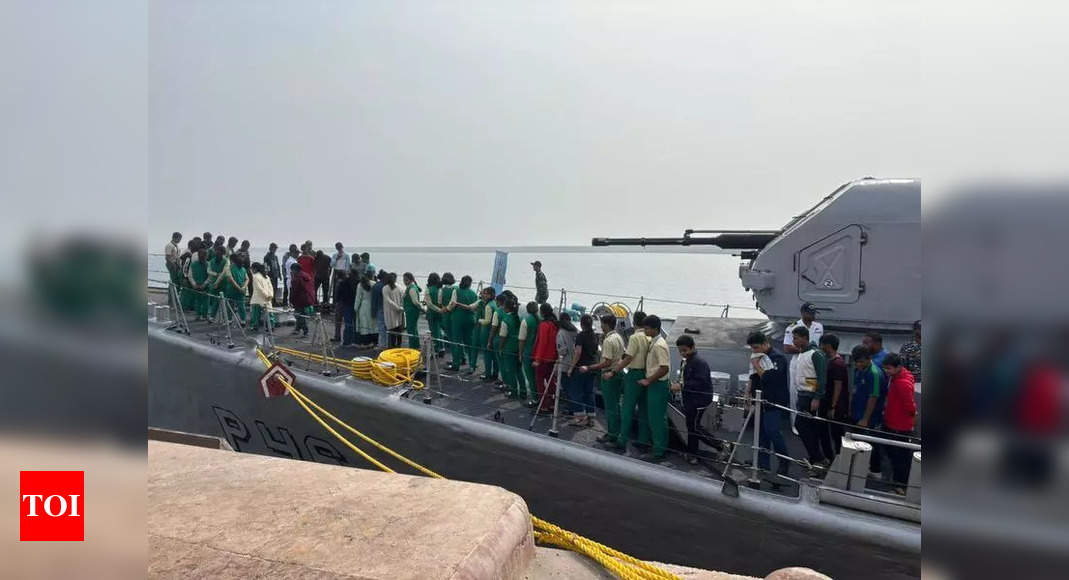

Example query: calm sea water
[148,249,761,320]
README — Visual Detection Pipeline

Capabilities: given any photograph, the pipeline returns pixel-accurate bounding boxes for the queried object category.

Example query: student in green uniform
[581,314,626,445]
[402,272,425,349]
[458,287,488,374]
[496,296,523,398]
[205,245,230,319]
[517,301,540,406]
[425,273,445,356]
[186,247,210,320]
[638,315,671,461]
[486,294,507,384]
[222,253,249,323]
[445,275,478,371]
[439,273,458,370]
[604,311,650,452]
[179,238,199,311]
[467,291,485,374]
[460,287,494,377]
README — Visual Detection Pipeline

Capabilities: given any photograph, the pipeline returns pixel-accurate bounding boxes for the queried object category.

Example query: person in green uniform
[496,296,522,398]
[439,273,458,370]
[402,272,425,349]
[186,247,210,320]
[445,275,478,371]
[222,253,249,323]
[178,238,199,311]
[205,245,230,320]
[517,301,540,406]
[424,273,446,356]
[486,294,508,384]
[581,314,626,445]
[604,311,650,452]
[460,287,494,377]
[638,315,671,461]
[459,287,488,375]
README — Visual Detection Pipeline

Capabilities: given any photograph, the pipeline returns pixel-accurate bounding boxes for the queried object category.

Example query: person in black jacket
[672,334,713,465]
[263,243,281,306]
[334,269,357,346]
[314,250,332,305]
[747,331,792,479]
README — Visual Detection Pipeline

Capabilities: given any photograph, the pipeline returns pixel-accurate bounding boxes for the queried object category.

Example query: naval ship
[148,177,921,579]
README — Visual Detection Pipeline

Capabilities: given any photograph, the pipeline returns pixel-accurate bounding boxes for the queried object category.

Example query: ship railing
[149,283,921,517]
[147,265,764,318]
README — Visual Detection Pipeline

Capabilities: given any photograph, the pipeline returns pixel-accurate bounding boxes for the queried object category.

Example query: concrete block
[148,441,535,579]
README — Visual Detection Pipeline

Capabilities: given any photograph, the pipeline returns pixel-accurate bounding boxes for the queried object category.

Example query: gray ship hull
[148,326,919,579]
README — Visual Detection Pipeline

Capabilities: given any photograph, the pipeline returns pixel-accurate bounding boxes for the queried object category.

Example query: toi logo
[19,471,84,541]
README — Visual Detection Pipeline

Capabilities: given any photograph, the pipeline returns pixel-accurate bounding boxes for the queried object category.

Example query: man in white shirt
[784,302,824,434]
[282,244,299,308]
[164,232,182,307]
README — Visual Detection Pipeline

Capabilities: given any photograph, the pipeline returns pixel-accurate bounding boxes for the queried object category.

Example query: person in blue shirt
[850,344,889,475]
[862,332,889,368]
[746,331,792,480]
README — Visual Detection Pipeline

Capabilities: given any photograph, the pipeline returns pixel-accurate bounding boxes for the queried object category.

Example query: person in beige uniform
[640,315,672,461]
[604,311,650,453]
[581,314,626,446]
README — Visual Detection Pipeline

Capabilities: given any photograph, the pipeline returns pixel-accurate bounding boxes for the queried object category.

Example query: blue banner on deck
[491,251,508,294]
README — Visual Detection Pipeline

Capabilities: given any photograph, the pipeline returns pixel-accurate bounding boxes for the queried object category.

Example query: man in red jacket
[289,263,315,337]
[881,353,918,495]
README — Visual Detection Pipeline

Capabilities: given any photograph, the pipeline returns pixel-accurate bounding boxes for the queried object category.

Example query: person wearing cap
[532,261,549,304]
[637,315,671,461]
[784,302,824,434]
[785,302,824,353]
[605,311,651,453]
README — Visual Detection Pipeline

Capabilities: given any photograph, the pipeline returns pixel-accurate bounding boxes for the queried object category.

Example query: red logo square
[19,471,84,541]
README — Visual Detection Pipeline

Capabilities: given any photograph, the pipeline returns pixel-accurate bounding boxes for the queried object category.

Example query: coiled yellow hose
[609,303,628,318]
[275,346,424,389]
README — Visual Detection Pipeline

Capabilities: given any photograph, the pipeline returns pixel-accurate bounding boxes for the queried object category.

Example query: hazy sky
[147,1,1069,248]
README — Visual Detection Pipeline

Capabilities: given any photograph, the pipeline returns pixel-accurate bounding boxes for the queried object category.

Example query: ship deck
[148,289,815,494]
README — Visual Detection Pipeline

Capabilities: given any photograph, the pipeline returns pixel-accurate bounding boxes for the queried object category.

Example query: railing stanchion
[548,354,564,438]
[750,389,762,486]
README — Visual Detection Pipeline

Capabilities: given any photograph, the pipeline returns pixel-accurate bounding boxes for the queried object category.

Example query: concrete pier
[149,440,534,579]
[148,440,825,579]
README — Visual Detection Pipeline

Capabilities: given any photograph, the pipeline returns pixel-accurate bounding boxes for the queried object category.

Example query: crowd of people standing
[741,303,920,493]
[165,233,920,485]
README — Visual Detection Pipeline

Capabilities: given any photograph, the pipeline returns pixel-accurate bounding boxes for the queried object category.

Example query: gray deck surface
[149,288,902,497]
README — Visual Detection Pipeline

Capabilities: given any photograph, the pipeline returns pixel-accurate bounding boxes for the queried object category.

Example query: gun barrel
[591,232,777,250]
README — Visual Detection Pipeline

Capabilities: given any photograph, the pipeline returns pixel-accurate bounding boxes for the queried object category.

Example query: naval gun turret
[592,177,921,337]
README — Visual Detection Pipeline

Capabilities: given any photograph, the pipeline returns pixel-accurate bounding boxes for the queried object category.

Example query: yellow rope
[254,347,680,580]
[609,303,629,318]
